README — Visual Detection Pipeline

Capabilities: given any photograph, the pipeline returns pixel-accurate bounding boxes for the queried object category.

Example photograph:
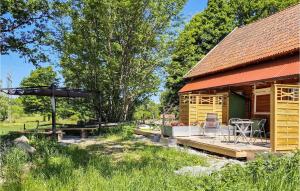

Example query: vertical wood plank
[270,84,276,151]
[274,84,278,151]
[188,94,191,126]
[298,86,300,149]
[271,84,300,151]
[196,95,199,123]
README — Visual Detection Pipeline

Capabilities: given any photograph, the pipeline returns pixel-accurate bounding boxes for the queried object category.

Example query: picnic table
[232,120,254,144]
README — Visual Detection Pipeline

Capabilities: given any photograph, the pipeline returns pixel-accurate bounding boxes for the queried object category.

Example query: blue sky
[0,0,208,88]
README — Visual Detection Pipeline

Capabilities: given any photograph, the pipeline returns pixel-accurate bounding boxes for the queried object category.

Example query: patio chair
[252,119,267,143]
[223,118,241,142]
[201,113,221,137]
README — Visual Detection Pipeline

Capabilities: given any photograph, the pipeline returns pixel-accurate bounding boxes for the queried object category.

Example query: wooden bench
[60,128,98,138]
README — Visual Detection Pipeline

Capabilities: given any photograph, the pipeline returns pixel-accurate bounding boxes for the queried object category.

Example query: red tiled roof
[185,4,300,79]
[179,54,300,92]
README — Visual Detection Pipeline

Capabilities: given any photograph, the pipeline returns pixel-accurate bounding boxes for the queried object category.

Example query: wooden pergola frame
[0,84,102,139]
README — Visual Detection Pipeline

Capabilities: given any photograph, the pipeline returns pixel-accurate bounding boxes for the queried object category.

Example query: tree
[20,66,57,119]
[133,100,160,122]
[0,95,9,121]
[164,0,299,107]
[58,0,186,122]
[10,98,24,120]
[0,0,63,65]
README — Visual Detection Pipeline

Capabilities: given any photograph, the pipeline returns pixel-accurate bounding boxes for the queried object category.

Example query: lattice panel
[271,84,300,152]
[276,87,299,101]
[179,94,227,125]
[180,95,190,105]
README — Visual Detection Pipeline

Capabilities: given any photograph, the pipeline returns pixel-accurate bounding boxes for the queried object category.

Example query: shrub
[121,125,134,140]
[98,124,135,140]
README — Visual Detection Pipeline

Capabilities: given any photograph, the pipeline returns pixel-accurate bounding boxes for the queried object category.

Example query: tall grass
[0,132,208,191]
[0,126,299,191]
[197,152,300,191]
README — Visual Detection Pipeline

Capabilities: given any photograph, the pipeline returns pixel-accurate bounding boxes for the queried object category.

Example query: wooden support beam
[98,92,102,135]
[51,84,56,140]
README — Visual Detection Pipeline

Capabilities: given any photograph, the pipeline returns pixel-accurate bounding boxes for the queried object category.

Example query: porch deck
[134,129,270,159]
[176,136,270,159]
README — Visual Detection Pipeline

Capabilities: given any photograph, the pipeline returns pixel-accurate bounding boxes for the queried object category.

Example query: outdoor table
[232,120,254,144]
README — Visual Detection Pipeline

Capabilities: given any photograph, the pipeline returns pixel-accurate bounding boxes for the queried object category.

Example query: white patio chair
[223,118,241,142]
[201,113,221,137]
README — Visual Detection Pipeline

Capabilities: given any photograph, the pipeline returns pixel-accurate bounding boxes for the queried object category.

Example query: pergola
[0,84,101,138]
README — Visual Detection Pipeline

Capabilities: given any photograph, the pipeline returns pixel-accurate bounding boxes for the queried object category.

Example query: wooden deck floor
[134,129,270,159]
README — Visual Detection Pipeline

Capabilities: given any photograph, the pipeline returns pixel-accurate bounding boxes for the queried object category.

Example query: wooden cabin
[179,4,300,152]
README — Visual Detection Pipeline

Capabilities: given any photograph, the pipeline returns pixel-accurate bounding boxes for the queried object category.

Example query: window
[254,87,271,115]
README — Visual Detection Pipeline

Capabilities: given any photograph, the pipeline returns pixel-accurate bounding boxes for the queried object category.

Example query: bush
[121,125,134,140]
[98,124,135,140]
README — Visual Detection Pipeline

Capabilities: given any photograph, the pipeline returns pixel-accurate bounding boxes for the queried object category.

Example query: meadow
[0,115,76,135]
[0,125,299,191]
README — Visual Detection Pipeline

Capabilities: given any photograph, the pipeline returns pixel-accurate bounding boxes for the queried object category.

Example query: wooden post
[162,108,165,127]
[98,92,102,135]
[188,94,191,126]
[213,96,216,113]
[196,95,199,123]
[51,84,56,140]
[270,84,276,152]
[36,120,39,129]
[298,86,300,150]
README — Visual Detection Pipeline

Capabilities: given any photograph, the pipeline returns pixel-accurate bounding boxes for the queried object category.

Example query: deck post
[188,94,191,126]
[270,84,275,151]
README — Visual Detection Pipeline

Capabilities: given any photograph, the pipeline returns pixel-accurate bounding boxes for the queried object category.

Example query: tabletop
[232,121,254,124]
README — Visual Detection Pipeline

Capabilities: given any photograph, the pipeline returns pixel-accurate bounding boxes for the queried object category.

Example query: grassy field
[0,125,299,191]
[0,115,76,135]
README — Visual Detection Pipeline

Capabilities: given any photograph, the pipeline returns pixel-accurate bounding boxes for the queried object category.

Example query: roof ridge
[238,3,300,30]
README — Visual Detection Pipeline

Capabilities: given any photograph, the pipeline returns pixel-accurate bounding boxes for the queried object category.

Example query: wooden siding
[179,94,228,125]
[271,84,300,151]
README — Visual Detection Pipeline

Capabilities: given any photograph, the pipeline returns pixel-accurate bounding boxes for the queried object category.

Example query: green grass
[0,125,299,191]
[0,134,208,191]
[0,115,76,135]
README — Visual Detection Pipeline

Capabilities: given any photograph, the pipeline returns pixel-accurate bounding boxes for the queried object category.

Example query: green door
[229,92,247,119]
